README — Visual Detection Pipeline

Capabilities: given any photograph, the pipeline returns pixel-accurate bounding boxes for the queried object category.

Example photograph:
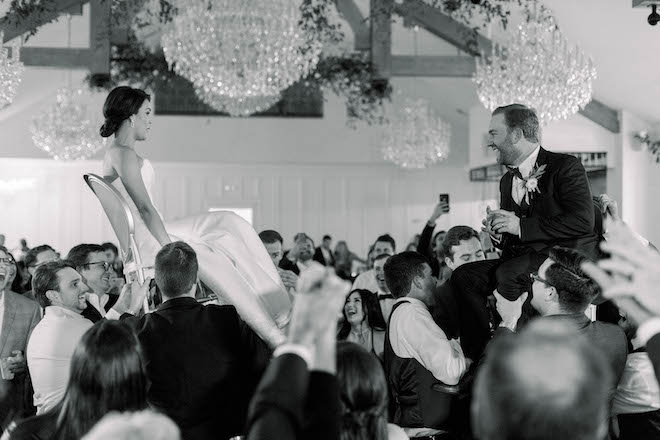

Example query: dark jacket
[279,257,300,276]
[499,147,598,260]
[313,247,335,267]
[247,353,340,440]
[123,297,271,440]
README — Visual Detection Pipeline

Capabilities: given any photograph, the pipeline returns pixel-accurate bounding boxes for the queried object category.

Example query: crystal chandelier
[472,5,596,126]
[161,0,321,116]
[194,86,280,117]
[382,98,452,169]
[0,32,24,110]
[31,88,107,160]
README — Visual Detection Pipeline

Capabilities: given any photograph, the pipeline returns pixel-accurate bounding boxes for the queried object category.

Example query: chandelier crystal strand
[194,87,281,117]
[382,98,452,169]
[0,32,25,110]
[31,88,107,160]
[161,0,321,116]
[472,5,596,126]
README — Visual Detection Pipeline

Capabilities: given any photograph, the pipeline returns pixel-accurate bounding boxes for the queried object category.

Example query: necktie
[508,166,523,180]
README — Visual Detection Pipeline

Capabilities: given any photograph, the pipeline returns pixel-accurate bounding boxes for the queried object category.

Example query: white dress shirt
[389,297,467,386]
[352,270,379,293]
[0,291,5,344]
[512,146,541,205]
[27,306,93,414]
[377,288,395,323]
[320,247,332,265]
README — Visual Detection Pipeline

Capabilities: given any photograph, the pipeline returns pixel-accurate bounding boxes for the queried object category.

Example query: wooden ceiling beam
[392,55,475,77]
[89,0,111,85]
[370,0,393,80]
[393,0,620,133]
[10,47,90,67]
[335,0,370,51]
[0,0,89,44]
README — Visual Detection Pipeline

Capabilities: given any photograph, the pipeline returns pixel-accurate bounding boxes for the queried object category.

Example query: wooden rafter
[335,0,370,51]
[89,0,111,85]
[393,0,620,133]
[0,0,89,44]
[370,0,393,80]
[9,47,90,67]
[392,55,475,77]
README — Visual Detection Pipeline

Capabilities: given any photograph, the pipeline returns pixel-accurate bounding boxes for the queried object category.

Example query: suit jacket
[247,353,340,440]
[80,300,103,324]
[122,297,271,440]
[499,147,598,259]
[279,257,300,276]
[0,291,41,429]
[313,247,335,267]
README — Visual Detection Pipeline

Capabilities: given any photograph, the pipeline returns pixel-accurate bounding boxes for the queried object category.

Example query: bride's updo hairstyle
[100,86,151,138]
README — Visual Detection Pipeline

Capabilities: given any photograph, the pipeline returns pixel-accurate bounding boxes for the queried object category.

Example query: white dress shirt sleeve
[391,302,467,385]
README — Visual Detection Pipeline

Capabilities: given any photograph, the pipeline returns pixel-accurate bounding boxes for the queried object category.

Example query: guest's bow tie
[507,166,524,180]
[378,294,394,300]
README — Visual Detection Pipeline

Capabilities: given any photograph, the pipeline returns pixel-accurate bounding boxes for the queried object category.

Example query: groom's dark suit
[450,147,597,360]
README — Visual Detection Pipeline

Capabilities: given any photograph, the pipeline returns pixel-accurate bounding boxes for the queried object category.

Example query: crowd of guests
[0,189,659,440]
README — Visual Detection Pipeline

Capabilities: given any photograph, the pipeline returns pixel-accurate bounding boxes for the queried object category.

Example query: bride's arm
[113,149,172,246]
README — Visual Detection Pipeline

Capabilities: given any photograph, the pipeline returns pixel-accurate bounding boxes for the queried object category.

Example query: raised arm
[112,148,171,246]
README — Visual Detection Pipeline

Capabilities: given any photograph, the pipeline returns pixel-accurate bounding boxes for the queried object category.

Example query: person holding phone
[416,195,451,282]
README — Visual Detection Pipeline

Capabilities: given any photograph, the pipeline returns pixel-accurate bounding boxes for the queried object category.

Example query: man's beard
[494,138,518,166]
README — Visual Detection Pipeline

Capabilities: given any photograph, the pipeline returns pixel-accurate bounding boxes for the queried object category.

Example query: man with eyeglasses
[66,244,120,322]
[494,246,628,395]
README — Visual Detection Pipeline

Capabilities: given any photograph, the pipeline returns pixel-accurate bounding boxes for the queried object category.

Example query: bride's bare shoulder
[107,145,142,167]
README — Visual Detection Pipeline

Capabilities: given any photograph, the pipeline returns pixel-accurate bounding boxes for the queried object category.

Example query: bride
[98,86,291,347]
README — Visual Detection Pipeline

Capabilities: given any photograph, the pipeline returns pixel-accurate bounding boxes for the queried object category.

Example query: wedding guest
[373,254,395,322]
[383,252,469,436]
[472,320,611,440]
[495,247,628,396]
[0,247,41,428]
[8,320,150,440]
[66,244,118,321]
[81,411,180,440]
[333,241,366,281]
[336,342,407,440]
[352,235,395,293]
[23,245,58,301]
[123,241,271,440]
[417,200,450,281]
[280,234,315,276]
[338,290,386,360]
[259,230,298,293]
[313,235,335,267]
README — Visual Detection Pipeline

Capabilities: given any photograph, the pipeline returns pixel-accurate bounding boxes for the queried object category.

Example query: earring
[130,119,135,128]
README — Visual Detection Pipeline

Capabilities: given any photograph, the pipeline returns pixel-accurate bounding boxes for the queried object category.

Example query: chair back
[83,174,145,285]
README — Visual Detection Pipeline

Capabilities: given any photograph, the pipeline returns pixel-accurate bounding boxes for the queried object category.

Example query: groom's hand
[490,210,521,237]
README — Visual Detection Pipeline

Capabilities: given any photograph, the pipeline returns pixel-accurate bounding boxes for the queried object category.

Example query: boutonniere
[521,164,547,203]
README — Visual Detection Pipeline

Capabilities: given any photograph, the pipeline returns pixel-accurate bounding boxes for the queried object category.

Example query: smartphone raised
[439,193,450,213]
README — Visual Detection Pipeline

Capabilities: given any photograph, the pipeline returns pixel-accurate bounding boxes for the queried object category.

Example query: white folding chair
[84,174,151,312]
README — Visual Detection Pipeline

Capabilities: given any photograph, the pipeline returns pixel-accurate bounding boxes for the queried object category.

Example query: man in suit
[259,230,298,293]
[472,319,611,440]
[66,244,119,322]
[485,104,598,300]
[313,235,335,267]
[124,241,271,440]
[23,245,59,302]
[495,247,628,396]
[454,104,598,346]
[0,247,41,429]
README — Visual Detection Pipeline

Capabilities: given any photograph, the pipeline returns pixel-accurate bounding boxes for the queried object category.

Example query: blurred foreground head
[472,319,611,440]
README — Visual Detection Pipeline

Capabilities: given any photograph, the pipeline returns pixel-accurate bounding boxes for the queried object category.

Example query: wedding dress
[111,159,291,347]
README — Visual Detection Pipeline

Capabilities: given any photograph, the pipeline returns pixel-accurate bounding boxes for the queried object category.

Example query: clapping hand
[582,220,660,324]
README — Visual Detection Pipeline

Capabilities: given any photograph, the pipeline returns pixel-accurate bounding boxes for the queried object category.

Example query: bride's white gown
[111,159,291,347]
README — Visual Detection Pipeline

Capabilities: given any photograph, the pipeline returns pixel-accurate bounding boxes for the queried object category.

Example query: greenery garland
[3,0,518,126]
[634,131,660,163]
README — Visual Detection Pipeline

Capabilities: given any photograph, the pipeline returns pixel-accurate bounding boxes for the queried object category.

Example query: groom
[450,104,598,358]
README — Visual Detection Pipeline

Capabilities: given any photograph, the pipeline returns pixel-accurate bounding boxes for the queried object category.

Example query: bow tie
[507,166,524,180]
[378,294,394,300]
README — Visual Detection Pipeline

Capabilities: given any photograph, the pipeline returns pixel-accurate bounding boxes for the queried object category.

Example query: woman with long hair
[6,320,152,440]
[97,86,291,347]
[337,342,407,440]
[337,290,386,360]
[333,242,366,281]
